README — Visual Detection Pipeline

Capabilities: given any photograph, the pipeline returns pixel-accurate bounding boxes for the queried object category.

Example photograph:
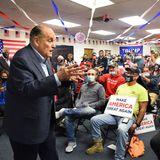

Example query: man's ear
[33,36,39,47]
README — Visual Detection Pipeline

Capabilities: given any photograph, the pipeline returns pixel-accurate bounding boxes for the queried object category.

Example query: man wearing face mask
[98,62,125,111]
[0,48,10,72]
[86,67,148,160]
[141,66,159,106]
[55,68,106,153]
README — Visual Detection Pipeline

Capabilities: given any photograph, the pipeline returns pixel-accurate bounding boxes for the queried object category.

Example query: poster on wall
[120,46,143,57]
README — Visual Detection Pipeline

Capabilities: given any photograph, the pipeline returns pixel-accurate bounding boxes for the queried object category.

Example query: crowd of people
[0,24,160,160]
[54,49,160,160]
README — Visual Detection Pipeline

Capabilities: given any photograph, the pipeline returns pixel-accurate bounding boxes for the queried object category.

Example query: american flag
[0,39,26,58]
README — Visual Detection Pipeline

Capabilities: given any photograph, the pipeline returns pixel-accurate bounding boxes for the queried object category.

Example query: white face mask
[87,75,95,83]
[136,56,142,59]
[109,71,117,76]
[143,73,150,77]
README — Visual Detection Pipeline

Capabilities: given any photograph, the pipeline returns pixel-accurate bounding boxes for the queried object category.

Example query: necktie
[44,60,53,75]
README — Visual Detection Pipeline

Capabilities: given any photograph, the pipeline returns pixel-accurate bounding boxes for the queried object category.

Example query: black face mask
[1,78,7,83]
[125,75,134,82]
[2,52,9,59]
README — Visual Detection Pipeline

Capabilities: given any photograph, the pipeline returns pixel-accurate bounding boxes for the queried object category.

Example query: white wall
[143,45,151,56]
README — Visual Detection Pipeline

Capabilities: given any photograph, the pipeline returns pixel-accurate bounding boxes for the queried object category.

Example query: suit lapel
[33,61,46,77]
[28,45,46,78]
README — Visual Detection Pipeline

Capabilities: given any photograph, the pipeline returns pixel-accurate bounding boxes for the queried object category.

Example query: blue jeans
[90,114,136,160]
[64,107,96,142]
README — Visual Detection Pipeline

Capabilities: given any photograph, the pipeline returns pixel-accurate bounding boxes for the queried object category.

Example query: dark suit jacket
[0,56,10,72]
[4,44,58,144]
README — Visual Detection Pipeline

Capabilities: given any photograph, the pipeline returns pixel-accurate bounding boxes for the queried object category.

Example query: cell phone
[122,118,129,124]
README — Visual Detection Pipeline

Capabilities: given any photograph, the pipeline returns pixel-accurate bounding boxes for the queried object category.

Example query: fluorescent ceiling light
[119,16,147,26]
[69,0,114,9]
[43,19,81,28]
[146,29,160,34]
[92,30,115,35]
[119,37,136,40]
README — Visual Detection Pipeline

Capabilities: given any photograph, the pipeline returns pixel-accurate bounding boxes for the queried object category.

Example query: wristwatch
[135,122,140,127]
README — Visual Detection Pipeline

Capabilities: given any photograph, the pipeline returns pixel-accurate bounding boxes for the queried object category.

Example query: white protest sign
[104,95,137,118]
[135,114,155,134]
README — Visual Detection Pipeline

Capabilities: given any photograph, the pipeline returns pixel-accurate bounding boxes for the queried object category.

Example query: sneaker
[55,108,65,119]
[65,142,77,153]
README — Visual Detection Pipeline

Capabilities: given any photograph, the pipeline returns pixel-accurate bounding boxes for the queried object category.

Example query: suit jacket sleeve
[7,55,58,98]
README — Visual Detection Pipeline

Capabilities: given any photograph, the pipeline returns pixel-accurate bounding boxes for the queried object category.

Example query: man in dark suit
[4,25,81,160]
[0,47,10,72]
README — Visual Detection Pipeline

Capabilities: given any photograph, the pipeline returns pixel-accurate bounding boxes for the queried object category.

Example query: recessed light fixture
[69,0,114,9]
[43,19,81,28]
[146,29,160,34]
[91,30,115,35]
[119,16,147,26]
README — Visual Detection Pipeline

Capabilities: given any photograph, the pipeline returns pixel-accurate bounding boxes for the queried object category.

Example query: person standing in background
[0,70,9,117]
[0,70,8,135]
[66,53,76,66]
[0,48,11,72]
[4,24,81,160]
[97,50,108,74]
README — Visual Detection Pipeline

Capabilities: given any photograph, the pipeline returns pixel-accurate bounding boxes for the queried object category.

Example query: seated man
[86,67,148,160]
[98,61,125,112]
[99,61,125,98]
[55,68,106,153]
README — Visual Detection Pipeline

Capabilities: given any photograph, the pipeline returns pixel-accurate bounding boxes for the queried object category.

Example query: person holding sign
[86,67,148,160]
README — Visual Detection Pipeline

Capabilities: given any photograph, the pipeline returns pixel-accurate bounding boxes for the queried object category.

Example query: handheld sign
[104,95,137,118]
[135,114,155,134]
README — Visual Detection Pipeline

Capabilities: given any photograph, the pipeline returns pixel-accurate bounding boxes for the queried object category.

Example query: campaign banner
[104,95,137,118]
[135,114,155,134]
[120,46,143,57]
